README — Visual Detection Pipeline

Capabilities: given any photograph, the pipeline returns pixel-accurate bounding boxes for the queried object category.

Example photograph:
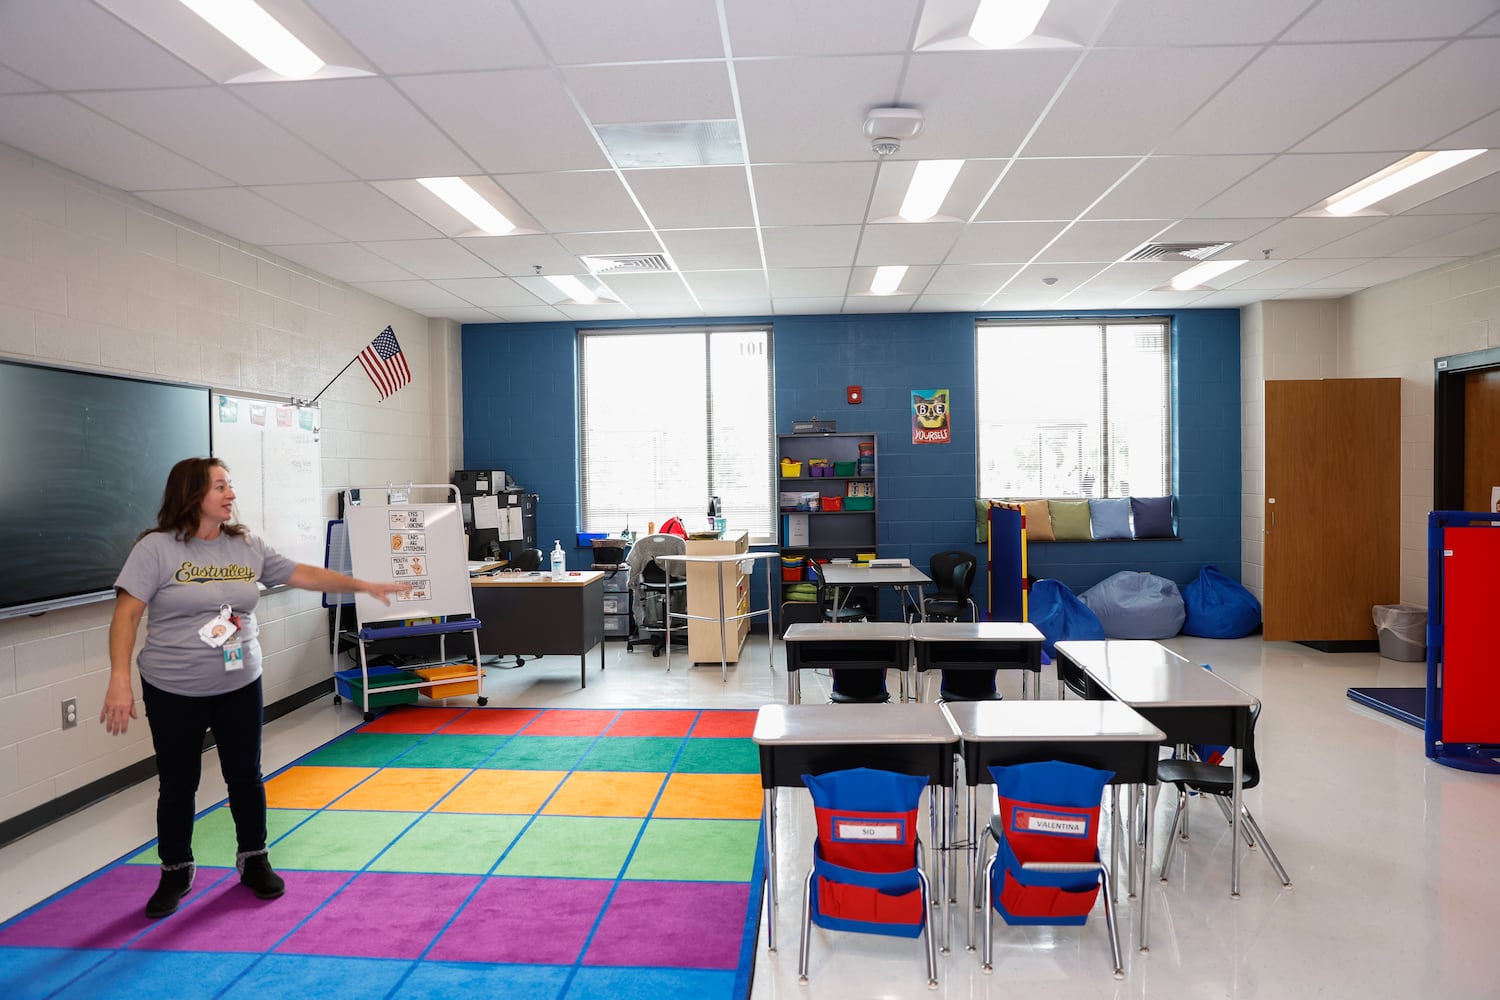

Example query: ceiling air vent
[1124,241,1234,262]
[580,253,673,274]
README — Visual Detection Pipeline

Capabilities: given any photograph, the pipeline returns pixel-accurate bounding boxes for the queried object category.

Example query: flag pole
[307,355,361,407]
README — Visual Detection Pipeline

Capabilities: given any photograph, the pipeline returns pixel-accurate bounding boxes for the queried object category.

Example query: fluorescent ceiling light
[870,265,908,295]
[969,0,1050,47]
[177,0,325,78]
[899,160,964,221]
[417,177,516,236]
[1170,259,1247,290]
[545,274,598,304]
[1324,149,1487,216]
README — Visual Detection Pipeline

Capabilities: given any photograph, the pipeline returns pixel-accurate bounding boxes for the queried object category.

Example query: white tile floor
[4,635,1499,999]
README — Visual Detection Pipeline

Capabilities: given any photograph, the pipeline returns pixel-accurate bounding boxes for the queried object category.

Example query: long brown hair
[149,457,247,542]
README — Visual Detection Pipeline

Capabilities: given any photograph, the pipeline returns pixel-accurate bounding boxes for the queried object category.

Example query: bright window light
[1325,149,1487,216]
[899,160,964,221]
[1170,259,1247,291]
[417,177,516,236]
[178,0,325,78]
[870,265,908,295]
[546,274,598,304]
[969,0,1050,47]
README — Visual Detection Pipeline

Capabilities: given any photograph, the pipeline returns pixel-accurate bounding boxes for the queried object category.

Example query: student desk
[912,621,1046,701]
[752,702,960,953]
[942,700,1166,953]
[782,621,912,704]
[470,571,605,687]
[1055,639,1260,898]
[819,562,932,621]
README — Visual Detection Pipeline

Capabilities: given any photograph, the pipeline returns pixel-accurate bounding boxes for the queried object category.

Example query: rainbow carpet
[0,706,766,999]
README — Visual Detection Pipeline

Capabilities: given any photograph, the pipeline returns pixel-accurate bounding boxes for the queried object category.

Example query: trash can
[1372,604,1426,661]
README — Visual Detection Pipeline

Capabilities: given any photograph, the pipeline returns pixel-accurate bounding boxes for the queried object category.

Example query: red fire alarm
[846,385,863,404]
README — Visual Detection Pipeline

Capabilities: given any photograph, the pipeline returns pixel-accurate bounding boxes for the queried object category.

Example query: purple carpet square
[585,880,750,969]
[0,865,227,950]
[131,870,352,953]
[427,876,611,965]
[276,871,480,959]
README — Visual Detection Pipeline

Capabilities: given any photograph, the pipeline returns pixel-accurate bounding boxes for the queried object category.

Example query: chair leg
[1210,793,1258,849]
[980,851,997,973]
[797,869,815,983]
[1240,807,1293,886]
[1097,864,1125,979]
[1158,787,1187,884]
[916,866,939,988]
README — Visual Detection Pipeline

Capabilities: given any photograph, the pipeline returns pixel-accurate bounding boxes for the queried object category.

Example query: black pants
[141,676,266,866]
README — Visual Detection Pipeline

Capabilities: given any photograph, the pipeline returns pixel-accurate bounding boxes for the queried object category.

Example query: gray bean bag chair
[1079,571,1185,639]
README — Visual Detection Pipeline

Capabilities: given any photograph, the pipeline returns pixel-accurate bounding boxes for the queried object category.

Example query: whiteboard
[212,393,323,569]
[345,503,473,625]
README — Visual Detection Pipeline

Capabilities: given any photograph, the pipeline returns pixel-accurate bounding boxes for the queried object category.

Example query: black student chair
[915,550,978,622]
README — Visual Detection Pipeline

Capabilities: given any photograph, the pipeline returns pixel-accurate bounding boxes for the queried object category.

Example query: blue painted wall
[461,308,1241,617]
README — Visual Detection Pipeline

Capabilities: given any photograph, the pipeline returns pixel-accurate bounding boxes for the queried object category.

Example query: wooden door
[1462,368,1500,513]
[1263,379,1400,643]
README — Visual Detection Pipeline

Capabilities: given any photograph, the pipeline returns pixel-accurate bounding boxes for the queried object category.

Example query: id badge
[199,605,238,648]
[222,614,244,671]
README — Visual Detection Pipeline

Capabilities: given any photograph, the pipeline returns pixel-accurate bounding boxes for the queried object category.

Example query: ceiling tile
[1304,258,1455,287]
[1205,216,1373,259]
[761,226,861,268]
[360,240,500,279]
[925,264,1021,295]
[515,0,724,65]
[1095,0,1313,44]
[726,0,922,56]
[264,242,416,283]
[901,51,1078,161]
[0,65,43,94]
[348,280,476,310]
[624,166,754,229]
[681,270,770,299]
[945,221,1070,264]
[1191,152,1394,217]
[752,162,877,227]
[912,293,995,311]
[702,297,773,316]
[1281,0,1499,41]
[0,0,206,90]
[0,95,229,192]
[497,171,646,234]
[235,78,480,179]
[253,182,440,241]
[1226,258,1371,288]
[460,233,596,276]
[855,222,964,266]
[736,55,908,163]
[770,296,846,313]
[977,158,1137,222]
[140,188,341,246]
[562,62,736,125]
[432,277,547,308]
[1034,220,1172,263]
[1397,216,1500,258]
[555,231,664,258]
[658,228,765,271]
[307,0,546,73]
[1311,214,1490,258]
[485,304,569,322]
[767,268,853,297]
[1088,156,1270,220]
[74,88,353,186]
[841,294,916,312]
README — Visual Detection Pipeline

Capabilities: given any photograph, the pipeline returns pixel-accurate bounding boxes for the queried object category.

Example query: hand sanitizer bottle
[550,539,566,581]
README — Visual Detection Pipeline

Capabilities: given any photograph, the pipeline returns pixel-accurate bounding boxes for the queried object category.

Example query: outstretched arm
[286,564,410,605]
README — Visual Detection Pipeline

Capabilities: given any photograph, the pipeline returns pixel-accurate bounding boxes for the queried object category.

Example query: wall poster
[911,388,951,445]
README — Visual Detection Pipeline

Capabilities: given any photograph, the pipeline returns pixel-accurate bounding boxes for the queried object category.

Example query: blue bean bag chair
[1028,579,1106,659]
[1181,564,1261,638]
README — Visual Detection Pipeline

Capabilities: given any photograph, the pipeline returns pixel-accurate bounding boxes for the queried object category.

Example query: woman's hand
[362,579,413,606]
[100,675,137,735]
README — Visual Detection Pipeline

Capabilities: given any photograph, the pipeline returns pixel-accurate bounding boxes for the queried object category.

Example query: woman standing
[101,457,408,919]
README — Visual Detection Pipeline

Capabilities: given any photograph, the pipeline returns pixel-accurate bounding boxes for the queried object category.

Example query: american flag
[358,326,411,400]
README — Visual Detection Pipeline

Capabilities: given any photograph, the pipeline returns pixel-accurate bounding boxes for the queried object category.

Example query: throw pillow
[1130,495,1177,538]
[1023,500,1055,541]
[1049,500,1092,540]
[1089,498,1132,540]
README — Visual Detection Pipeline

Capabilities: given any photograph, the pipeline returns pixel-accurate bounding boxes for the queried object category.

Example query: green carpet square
[366,813,528,874]
[126,807,315,866]
[268,809,415,871]
[672,737,759,774]
[297,732,425,767]
[496,816,642,878]
[625,818,762,882]
[476,736,595,771]
[576,736,684,772]
[390,734,508,768]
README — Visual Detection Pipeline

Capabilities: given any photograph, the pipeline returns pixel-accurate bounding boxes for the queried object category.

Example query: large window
[579,327,774,540]
[976,319,1172,499]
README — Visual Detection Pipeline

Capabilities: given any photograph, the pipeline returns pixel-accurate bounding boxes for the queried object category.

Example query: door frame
[1435,345,1500,509]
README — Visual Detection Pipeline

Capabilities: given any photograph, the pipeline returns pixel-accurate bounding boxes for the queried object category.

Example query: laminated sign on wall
[911,388,951,445]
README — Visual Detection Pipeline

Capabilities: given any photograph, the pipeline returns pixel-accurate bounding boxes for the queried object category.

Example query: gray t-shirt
[115,530,296,696]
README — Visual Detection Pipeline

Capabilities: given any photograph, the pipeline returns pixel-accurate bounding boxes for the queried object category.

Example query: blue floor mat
[1346,687,1424,729]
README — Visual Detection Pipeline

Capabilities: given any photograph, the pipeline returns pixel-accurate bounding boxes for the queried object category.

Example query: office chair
[488,548,545,669]
[911,550,978,623]
[625,533,687,656]
[798,768,938,989]
[1157,703,1291,890]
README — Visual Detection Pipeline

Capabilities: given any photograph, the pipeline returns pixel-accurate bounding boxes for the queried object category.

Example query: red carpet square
[442,708,540,735]
[357,706,467,733]
[524,709,620,735]
[604,710,698,737]
[691,710,759,738]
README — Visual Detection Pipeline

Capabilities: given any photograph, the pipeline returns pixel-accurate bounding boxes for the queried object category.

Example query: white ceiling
[2,0,1498,323]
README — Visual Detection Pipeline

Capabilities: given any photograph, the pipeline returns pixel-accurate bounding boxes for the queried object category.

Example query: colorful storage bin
[335,666,420,708]
[780,458,803,477]
[415,663,480,698]
[822,496,843,511]
[833,461,857,476]
[845,496,874,511]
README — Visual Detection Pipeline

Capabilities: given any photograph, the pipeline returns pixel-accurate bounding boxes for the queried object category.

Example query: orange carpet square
[525,709,619,736]
[329,768,469,812]
[434,770,567,815]
[604,710,697,737]
[690,710,759,738]
[356,706,467,734]
[543,772,666,818]
[653,773,763,820]
[442,708,540,735]
[265,766,377,809]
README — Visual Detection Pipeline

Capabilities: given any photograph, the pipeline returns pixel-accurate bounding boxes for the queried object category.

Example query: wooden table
[470,570,605,687]
[942,700,1165,954]
[1056,640,1260,899]
[752,703,960,953]
[782,621,912,704]
[912,621,1045,701]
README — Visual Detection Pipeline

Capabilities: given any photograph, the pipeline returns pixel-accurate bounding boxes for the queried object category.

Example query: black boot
[145,862,195,919]
[237,851,285,900]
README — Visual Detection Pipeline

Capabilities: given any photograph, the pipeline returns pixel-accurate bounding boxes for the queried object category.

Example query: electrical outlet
[61,697,78,730]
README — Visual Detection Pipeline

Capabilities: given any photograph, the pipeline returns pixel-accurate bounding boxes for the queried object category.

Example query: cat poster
[911,388,951,445]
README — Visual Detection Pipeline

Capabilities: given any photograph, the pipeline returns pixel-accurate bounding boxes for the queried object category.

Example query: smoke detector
[864,106,924,157]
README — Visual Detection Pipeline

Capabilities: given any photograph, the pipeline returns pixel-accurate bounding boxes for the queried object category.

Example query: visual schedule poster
[345,503,472,623]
